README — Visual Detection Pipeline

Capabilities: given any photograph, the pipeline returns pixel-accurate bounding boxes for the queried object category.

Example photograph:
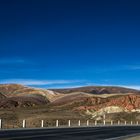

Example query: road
[0,126,140,140]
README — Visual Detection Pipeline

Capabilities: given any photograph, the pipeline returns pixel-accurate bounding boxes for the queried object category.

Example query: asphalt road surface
[0,126,140,140]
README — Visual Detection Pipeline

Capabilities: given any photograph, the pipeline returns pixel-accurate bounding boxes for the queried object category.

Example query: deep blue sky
[0,0,140,89]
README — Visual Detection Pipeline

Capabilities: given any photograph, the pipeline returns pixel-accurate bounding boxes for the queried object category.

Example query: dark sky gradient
[0,0,140,89]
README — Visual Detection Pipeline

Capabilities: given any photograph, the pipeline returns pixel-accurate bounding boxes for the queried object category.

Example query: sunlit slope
[0,84,63,108]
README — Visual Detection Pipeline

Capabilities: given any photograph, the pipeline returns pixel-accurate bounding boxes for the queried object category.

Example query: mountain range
[0,84,140,119]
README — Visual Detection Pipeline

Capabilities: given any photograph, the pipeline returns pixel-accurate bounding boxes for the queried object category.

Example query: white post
[131,121,133,125]
[0,119,2,129]
[41,120,44,128]
[118,121,120,125]
[125,121,127,125]
[68,120,71,127]
[78,120,81,127]
[111,120,113,125]
[103,114,106,126]
[137,121,139,125]
[87,120,89,126]
[56,120,59,127]
[103,120,106,126]
[23,120,26,128]
[95,120,97,126]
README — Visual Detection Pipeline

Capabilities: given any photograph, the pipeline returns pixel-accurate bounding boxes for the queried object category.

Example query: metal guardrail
[0,119,140,129]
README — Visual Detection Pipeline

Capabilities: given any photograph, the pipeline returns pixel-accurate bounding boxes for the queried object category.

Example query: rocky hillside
[0,84,63,108]
[74,94,140,111]
[51,86,140,94]
[50,86,140,119]
[51,93,140,119]
[0,84,140,118]
[0,92,6,99]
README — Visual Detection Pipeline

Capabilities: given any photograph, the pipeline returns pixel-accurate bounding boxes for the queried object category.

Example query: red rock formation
[75,94,140,112]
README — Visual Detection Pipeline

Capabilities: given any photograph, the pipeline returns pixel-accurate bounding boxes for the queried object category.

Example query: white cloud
[122,85,140,90]
[93,64,140,73]
[83,82,140,90]
[109,64,140,71]
[0,79,140,90]
[50,84,140,90]
[0,79,83,86]
[124,65,140,70]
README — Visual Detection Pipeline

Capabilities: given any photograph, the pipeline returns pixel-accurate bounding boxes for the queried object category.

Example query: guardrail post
[87,120,89,126]
[111,120,113,125]
[103,120,106,126]
[41,120,44,128]
[103,114,106,126]
[95,120,97,126]
[118,120,120,125]
[68,120,71,127]
[23,120,26,128]
[125,121,127,125]
[78,120,81,126]
[56,120,59,127]
[0,119,2,129]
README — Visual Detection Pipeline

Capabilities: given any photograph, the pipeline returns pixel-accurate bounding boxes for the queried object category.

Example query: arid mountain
[0,84,63,108]
[0,84,62,101]
[1,84,140,119]
[0,92,6,99]
[51,93,140,119]
[75,94,140,111]
[1,84,140,124]
[50,86,140,119]
[51,86,140,94]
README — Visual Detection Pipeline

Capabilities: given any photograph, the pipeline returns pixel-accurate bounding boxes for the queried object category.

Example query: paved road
[0,126,140,140]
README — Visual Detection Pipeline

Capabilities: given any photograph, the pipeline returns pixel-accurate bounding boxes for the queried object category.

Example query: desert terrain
[0,84,140,128]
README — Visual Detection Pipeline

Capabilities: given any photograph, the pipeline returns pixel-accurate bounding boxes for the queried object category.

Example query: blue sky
[0,0,140,89]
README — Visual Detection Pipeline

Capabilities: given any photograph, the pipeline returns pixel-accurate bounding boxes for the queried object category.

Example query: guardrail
[0,119,139,129]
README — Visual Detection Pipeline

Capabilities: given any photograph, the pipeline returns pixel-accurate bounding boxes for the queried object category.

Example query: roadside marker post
[95,121,97,126]
[23,120,26,128]
[78,120,81,127]
[103,120,106,126]
[111,120,113,125]
[68,120,71,127]
[103,114,106,126]
[56,120,59,127]
[87,120,89,126]
[125,121,127,125]
[0,119,2,129]
[137,121,139,125]
[131,121,133,125]
[118,121,120,125]
[41,120,44,128]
